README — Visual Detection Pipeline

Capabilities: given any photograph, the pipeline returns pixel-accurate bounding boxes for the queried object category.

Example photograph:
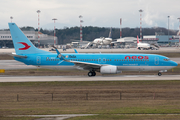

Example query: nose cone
[171,60,178,67]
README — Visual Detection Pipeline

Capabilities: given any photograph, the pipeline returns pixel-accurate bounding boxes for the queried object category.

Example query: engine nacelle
[100,65,121,74]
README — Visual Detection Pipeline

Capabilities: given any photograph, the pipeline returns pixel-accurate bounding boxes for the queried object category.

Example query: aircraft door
[154,57,159,65]
[36,56,41,65]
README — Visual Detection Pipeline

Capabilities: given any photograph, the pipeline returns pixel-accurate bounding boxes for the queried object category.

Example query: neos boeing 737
[9,23,177,76]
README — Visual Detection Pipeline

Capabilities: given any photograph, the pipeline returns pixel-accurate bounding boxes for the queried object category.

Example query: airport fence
[0,92,180,102]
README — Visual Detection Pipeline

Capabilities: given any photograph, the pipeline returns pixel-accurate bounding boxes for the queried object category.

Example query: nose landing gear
[158,72,162,76]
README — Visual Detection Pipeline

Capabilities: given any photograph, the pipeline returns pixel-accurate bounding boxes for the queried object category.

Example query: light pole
[10,16,13,23]
[168,16,170,46]
[139,9,143,42]
[178,18,180,48]
[120,18,122,38]
[52,18,57,46]
[37,10,41,48]
[79,15,83,42]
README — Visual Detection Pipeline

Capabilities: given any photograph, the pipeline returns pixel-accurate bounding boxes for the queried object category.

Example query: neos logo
[18,42,31,50]
[125,56,149,59]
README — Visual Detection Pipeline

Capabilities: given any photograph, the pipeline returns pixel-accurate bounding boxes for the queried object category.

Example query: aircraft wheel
[88,72,93,77]
[158,72,162,76]
[92,72,96,76]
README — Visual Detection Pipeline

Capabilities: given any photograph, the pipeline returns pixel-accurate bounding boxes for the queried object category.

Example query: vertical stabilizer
[8,23,50,55]
[137,35,140,44]
[108,27,112,38]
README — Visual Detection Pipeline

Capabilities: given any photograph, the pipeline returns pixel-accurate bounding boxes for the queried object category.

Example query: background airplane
[137,36,159,50]
[92,28,112,45]
[9,23,177,77]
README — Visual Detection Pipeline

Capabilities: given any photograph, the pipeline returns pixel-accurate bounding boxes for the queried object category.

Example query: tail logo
[18,42,31,50]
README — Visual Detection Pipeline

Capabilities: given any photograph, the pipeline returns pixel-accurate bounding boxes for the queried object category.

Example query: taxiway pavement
[0,75,180,82]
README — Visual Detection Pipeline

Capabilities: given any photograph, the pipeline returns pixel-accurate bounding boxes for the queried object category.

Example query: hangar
[0,30,57,48]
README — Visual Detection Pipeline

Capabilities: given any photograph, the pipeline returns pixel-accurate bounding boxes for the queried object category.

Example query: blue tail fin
[8,23,50,55]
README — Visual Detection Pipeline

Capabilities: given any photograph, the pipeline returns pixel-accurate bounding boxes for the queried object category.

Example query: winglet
[52,46,69,62]
[74,49,78,53]
[137,35,140,44]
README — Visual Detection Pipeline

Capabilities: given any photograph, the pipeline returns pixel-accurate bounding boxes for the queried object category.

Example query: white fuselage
[137,42,150,49]
[93,37,112,45]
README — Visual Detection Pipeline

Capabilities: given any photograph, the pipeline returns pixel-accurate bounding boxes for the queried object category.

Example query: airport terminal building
[0,31,57,48]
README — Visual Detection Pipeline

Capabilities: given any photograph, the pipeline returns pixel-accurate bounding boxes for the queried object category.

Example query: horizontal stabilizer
[11,53,27,58]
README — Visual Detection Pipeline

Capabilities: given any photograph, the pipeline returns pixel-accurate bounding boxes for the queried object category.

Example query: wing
[70,61,102,70]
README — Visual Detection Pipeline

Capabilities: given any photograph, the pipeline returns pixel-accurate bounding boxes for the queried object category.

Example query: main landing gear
[158,72,162,76]
[88,71,96,77]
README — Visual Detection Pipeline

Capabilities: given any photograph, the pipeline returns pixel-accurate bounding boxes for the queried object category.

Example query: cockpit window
[164,59,170,61]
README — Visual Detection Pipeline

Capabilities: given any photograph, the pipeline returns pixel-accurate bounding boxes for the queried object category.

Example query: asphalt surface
[1,75,180,82]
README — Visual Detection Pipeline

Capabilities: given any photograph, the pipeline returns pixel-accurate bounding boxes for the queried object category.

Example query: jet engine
[100,65,122,74]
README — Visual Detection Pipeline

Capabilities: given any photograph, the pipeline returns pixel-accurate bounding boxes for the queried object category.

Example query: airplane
[137,36,159,50]
[9,23,178,77]
[92,28,112,45]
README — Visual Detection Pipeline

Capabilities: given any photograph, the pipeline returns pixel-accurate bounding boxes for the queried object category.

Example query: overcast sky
[0,0,180,30]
